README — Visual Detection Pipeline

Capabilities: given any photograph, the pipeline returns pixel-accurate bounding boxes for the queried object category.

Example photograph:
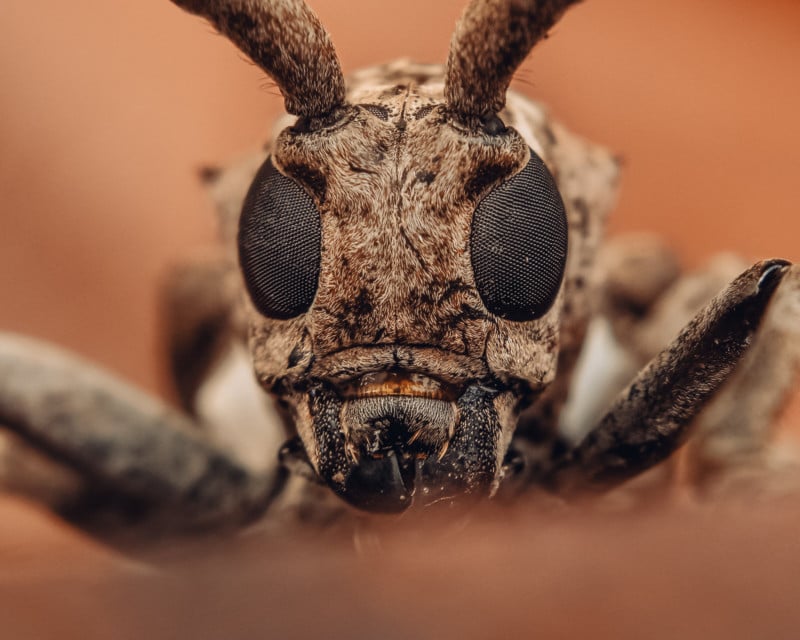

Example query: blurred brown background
[1,0,798,395]
[1,2,800,636]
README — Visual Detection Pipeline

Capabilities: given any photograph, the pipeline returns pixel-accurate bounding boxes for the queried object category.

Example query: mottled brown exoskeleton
[0,0,798,531]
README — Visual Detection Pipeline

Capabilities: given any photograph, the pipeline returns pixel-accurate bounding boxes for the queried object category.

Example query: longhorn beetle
[0,0,798,532]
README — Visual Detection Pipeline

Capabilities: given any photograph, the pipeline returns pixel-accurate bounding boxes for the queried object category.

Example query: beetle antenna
[444,0,581,123]
[170,0,347,119]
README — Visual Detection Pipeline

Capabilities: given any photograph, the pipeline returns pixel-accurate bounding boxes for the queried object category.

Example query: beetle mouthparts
[339,371,461,402]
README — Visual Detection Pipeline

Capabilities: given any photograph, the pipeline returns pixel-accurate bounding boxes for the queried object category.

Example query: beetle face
[238,85,568,513]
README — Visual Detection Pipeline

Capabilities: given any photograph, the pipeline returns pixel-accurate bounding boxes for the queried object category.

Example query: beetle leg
[618,253,751,367]
[0,333,276,529]
[688,264,800,495]
[160,256,236,415]
[545,259,791,494]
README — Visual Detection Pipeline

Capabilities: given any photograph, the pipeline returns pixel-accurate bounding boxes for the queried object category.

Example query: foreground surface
[2,491,799,640]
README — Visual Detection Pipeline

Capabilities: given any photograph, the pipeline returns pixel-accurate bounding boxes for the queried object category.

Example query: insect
[0,0,798,533]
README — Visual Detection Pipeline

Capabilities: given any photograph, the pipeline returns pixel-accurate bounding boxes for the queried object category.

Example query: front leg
[160,256,236,415]
[546,259,791,493]
[689,264,800,495]
[0,334,276,530]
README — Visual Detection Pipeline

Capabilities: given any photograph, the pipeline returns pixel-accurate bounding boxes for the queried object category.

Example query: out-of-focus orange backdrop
[1,0,799,395]
[1,4,800,635]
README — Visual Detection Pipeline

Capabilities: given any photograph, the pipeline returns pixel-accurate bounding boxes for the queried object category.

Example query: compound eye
[470,149,568,321]
[238,158,322,319]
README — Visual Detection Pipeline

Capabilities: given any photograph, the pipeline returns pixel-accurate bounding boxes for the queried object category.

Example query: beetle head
[175,0,581,512]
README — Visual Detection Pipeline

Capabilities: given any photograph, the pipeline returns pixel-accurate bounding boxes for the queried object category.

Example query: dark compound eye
[470,149,568,322]
[238,158,322,319]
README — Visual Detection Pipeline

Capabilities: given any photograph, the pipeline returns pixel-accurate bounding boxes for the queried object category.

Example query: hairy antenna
[170,0,347,118]
[444,0,581,121]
